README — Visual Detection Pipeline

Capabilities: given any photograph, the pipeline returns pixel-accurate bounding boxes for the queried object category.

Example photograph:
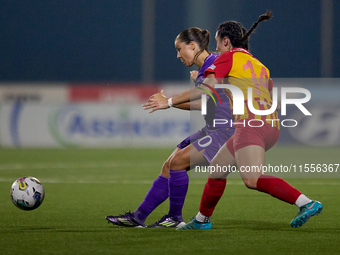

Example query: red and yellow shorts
[226,120,280,157]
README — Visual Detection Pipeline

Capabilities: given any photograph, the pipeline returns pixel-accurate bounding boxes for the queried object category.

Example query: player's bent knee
[160,160,170,177]
[242,178,258,189]
[210,157,219,167]
[210,156,227,167]
[169,153,189,170]
[209,170,227,179]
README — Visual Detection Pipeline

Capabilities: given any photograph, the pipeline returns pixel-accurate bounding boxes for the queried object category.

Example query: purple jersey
[195,54,219,87]
[177,53,234,162]
[195,54,233,129]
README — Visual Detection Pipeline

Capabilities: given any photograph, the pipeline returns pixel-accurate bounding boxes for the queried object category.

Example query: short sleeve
[204,51,233,82]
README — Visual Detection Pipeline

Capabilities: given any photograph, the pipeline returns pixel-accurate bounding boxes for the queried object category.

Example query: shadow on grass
[3,219,338,234]
[215,219,338,233]
[213,219,287,231]
[1,226,114,233]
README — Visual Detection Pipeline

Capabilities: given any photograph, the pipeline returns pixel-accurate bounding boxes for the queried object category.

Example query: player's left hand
[190,70,198,83]
[142,97,169,113]
[148,90,168,102]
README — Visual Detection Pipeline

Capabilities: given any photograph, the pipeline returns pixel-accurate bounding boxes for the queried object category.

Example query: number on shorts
[197,135,212,148]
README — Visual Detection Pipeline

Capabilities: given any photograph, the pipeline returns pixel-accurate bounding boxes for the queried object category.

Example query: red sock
[199,178,227,217]
[256,175,301,204]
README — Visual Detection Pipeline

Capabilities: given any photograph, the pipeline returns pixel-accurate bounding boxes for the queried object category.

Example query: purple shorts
[177,126,234,163]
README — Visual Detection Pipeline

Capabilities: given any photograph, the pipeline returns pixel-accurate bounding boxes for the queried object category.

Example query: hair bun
[202,29,208,35]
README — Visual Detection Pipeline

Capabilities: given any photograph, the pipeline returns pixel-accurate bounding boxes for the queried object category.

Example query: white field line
[0,176,338,186]
[0,161,159,171]
[0,162,339,185]
[0,177,156,184]
[0,177,244,185]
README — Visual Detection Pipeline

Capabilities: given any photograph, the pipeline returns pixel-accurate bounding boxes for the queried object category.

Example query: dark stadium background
[1,2,340,254]
[0,0,338,82]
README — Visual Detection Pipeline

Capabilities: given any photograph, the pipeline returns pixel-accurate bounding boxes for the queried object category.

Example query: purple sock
[168,170,189,221]
[132,175,169,223]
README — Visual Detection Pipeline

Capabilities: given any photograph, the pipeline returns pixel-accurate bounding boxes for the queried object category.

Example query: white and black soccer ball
[10,177,45,210]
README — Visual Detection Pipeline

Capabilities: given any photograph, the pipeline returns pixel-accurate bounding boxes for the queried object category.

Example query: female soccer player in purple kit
[106,27,234,228]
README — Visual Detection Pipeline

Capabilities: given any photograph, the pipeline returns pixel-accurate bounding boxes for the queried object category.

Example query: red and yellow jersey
[204,48,279,129]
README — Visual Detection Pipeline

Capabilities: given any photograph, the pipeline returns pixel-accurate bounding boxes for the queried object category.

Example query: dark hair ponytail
[241,10,272,44]
[217,10,272,50]
[176,27,210,61]
[200,29,210,52]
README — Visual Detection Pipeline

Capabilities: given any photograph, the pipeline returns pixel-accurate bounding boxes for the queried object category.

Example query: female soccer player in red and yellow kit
[144,10,323,229]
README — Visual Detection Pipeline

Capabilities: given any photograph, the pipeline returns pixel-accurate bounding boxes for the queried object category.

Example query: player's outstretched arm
[147,90,201,111]
[143,74,217,113]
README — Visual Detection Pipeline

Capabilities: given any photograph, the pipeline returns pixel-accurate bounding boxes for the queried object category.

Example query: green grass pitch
[0,146,340,255]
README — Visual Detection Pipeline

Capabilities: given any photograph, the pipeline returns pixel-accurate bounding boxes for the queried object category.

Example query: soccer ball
[10,177,45,210]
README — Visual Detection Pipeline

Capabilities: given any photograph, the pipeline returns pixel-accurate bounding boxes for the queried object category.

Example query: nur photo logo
[197,82,223,115]
[200,83,312,128]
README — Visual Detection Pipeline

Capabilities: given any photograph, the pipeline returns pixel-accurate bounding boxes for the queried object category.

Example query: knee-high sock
[256,174,302,204]
[199,178,227,217]
[168,170,189,221]
[132,175,169,222]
